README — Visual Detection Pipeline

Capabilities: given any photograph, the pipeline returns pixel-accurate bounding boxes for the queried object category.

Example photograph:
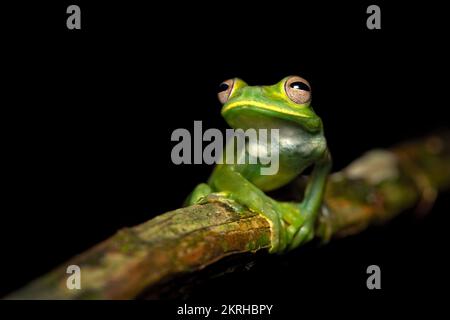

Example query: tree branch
[6,131,450,299]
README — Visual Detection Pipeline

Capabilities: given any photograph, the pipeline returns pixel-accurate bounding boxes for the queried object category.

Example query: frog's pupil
[218,83,229,92]
[290,82,310,91]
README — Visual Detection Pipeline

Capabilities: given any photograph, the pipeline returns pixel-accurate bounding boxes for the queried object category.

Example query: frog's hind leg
[184,183,213,206]
[288,151,332,250]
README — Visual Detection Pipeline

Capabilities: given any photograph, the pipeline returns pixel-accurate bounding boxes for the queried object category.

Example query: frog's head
[218,76,322,132]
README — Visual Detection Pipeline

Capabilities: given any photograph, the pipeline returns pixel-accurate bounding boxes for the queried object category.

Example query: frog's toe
[184,183,213,206]
[198,192,246,213]
[288,222,315,251]
[267,214,288,254]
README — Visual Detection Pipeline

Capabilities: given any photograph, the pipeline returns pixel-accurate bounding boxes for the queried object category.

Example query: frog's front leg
[286,151,332,251]
[208,165,292,253]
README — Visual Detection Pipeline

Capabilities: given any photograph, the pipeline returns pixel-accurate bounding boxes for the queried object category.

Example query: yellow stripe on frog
[222,100,310,118]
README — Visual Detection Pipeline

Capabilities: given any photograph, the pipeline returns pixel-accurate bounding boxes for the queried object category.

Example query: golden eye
[285,76,311,104]
[217,79,235,104]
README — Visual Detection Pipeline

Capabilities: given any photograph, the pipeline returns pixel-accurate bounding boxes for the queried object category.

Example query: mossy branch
[6,131,450,299]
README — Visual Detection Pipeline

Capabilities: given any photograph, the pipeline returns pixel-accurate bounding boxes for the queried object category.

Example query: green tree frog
[186,76,332,253]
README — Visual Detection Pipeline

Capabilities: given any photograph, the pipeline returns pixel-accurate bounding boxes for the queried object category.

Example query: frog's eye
[217,79,235,104]
[285,76,311,104]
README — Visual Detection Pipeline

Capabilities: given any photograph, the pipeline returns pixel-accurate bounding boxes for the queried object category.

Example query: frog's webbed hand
[184,182,246,213]
[184,183,213,206]
[286,151,332,251]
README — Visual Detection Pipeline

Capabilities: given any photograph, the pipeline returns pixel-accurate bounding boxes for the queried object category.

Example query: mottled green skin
[187,77,331,253]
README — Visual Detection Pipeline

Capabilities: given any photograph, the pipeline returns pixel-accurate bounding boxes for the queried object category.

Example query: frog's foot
[282,204,317,251]
[267,201,316,252]
[287,221,315,251]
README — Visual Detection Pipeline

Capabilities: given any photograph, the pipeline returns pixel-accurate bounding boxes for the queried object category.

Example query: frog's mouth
[221,101,321,133]
[222,100,311,119]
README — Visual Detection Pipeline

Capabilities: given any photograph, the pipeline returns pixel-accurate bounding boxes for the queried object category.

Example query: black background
[2,0,449,313]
